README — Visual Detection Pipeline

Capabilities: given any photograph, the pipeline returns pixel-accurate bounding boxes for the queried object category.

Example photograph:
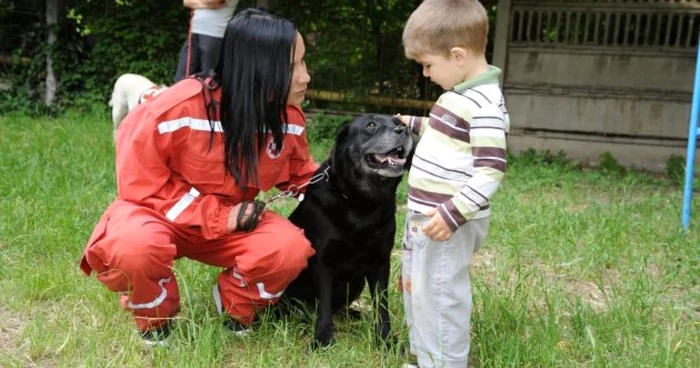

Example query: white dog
[109,73,167,134]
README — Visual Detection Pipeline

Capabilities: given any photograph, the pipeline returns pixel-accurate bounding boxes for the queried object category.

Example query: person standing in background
[175,0,239,82]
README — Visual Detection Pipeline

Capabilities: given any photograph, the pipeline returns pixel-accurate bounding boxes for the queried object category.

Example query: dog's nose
[394,124,407,135]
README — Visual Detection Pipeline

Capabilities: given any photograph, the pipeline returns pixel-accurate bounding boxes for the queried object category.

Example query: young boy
[397,1,509,367]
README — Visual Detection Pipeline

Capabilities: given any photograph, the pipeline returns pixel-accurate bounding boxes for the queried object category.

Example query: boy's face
[414,52,466,91]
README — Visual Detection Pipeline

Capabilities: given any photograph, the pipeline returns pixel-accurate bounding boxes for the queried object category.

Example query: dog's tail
[109,90,129,131]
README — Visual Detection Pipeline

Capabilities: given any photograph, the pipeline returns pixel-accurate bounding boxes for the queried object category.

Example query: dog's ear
[329,122,351,169]
[333,122,351,145]
[403,133,418,171]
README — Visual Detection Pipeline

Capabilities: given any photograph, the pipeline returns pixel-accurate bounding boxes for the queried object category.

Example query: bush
[0,1,189,113]
[666,154,686,183]
[307,111,353,142]
[516,148,580,170]
[597,151,627,177]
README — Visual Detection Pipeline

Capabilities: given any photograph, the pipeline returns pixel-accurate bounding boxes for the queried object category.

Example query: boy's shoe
[402,354,420,368]
[140,322,172,347]
[213,284,251,336]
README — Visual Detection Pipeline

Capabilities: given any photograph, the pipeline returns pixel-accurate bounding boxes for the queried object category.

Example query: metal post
[493,0,512,86]
[682,44,700,232]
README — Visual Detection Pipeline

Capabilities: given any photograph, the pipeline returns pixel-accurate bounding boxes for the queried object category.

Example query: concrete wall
[494,0,700,170]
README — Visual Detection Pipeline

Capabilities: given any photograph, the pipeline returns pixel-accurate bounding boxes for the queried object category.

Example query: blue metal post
[682,44,700,232]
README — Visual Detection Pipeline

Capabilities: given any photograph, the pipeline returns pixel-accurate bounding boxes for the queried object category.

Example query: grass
[0,109,698,367]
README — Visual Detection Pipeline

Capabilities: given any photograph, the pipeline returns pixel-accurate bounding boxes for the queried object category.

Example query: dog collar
[326,165,350,201]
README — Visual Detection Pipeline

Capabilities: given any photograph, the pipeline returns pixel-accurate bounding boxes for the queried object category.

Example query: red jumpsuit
[80,78,318,332]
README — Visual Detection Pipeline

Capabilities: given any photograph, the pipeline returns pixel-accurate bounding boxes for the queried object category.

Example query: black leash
[235,167,331,232]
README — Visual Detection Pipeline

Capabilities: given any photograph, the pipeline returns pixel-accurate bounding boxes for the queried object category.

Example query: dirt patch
[0,306,29,364]
[473,248,616,312]
[565,278,612,311]
[473,247,497,269]
[537,262,617,312]
[472,247,498,285]
[645,263,661,282]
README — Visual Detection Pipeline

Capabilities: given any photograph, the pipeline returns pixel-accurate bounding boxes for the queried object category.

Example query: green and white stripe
[407,66,509,231]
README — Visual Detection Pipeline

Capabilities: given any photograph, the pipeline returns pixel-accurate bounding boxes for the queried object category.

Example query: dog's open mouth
[366,146,406,169]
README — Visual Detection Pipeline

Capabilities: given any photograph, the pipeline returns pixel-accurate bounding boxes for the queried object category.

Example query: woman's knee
[276,228,315,271]
[107,227,176,275]
[237,227,313,279]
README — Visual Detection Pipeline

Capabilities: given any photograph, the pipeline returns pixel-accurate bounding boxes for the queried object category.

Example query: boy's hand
[421,208,453,241]
[394,113,410,126]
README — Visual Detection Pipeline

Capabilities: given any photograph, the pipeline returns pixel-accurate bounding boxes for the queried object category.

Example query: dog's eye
[366,121,377,129]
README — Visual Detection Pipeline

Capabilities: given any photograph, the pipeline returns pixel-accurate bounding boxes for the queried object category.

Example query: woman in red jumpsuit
[79,8,317,343]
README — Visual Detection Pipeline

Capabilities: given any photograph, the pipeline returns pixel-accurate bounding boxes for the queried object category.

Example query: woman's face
[287,33,311,106]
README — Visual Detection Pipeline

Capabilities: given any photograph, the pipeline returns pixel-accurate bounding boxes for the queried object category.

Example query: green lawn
[0,110,698,367]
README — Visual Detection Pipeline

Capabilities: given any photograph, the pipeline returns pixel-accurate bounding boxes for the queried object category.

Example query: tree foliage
[1,0,189,112]
[277,0,423,100]
[0,0,496,114]
[275,0,497,113]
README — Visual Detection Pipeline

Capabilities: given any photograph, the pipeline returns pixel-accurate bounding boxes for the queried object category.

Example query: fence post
[493,0,512,85]
[682,44,700,232]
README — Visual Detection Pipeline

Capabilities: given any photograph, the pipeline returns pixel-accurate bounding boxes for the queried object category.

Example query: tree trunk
[44,0,57,107]
[412,0,426,100]
[366,0,385,94]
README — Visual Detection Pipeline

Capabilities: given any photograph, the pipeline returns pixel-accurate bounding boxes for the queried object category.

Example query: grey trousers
[402,211,490,368]
[174,33,222,83]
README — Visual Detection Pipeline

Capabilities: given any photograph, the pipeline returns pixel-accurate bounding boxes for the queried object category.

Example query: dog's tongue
[373,153,406,166]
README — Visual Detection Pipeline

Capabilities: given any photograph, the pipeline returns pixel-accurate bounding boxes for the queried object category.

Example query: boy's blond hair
[403,0,489,59]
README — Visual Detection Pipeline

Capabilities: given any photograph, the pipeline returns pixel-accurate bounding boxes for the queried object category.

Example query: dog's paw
[374,324,396,349]
[384,333,410,355]
[376,322,391,340]
[311,324,335,350]
[309,336,335,351]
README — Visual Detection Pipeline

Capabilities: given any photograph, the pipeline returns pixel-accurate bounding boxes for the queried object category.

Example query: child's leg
[409,213,489,368]
[197,34,223,75]
[402,213,419,355]
[175,36,200,82]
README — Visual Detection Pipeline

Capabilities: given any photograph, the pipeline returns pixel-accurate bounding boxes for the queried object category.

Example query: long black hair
[215,8,297,186]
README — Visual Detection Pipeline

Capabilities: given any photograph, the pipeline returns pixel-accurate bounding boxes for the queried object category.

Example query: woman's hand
[227,201,265,232]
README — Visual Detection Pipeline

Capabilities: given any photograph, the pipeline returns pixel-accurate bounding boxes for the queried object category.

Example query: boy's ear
[450,47,469,64]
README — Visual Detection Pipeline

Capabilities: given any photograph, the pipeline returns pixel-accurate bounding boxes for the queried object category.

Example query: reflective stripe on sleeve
[166,187,201,221]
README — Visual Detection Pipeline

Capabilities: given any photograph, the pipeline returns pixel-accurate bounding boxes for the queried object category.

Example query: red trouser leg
[82,202,181,332]
[184,211,315,325]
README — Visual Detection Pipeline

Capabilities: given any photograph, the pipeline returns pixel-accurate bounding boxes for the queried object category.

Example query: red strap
[185,9,194,78]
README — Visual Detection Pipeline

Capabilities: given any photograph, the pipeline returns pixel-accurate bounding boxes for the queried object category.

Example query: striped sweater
[406,66,510,231]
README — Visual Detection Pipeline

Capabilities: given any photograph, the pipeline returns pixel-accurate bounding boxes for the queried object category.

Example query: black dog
[283,114,413,348]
